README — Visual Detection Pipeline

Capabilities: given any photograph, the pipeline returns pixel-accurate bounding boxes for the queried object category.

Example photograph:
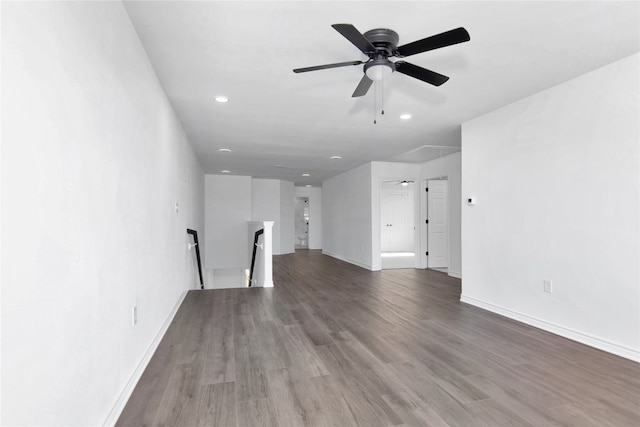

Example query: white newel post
[262,221,274,288]
[248,221,275,288]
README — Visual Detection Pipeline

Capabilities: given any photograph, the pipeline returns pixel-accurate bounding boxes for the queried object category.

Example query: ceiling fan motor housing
[363,28,399,55]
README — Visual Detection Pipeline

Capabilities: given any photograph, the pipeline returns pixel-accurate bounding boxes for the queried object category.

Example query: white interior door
[381,183,414,253]
[427,180,448,268]
[381,193,396,251]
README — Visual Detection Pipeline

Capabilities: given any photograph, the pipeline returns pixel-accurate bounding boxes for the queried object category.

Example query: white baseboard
[448,270,462,279]
[460,294,640,362]
[322,250,373,271]
[102,290,188,426]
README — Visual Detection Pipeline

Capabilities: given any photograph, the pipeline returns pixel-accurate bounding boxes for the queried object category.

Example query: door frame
[375,176,420,270]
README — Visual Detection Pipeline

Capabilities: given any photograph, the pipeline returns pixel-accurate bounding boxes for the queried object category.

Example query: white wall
[295,186,323,249]
[205,175,252,268]
[420,152,462,277]
[252,179,281,253]
[371,162,420,270]
[322,163,373,269]
[279,180,295,254]
[1,2,204,425]
[461,53,639,361]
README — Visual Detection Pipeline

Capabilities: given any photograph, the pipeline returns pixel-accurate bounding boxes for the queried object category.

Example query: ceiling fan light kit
[364,59,393,81]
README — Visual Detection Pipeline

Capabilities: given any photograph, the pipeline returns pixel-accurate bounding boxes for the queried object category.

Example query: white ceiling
[123,1,639,186]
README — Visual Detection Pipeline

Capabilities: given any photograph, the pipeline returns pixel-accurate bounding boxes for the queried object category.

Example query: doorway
[295,197,309,249]
[380,180,416,269]
[426,179,448,272]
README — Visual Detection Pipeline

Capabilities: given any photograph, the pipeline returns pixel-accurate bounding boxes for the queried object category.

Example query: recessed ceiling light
[330,155,342,160]
[219,148,231,153]
[306,185,312,188]
[274,165,286,168]
[302,173,310,177]
[221,170,230,173]
[400,114,412,120]
[214,96,229,103]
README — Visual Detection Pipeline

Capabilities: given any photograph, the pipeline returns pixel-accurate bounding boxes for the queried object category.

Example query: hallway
[117,251,640,426]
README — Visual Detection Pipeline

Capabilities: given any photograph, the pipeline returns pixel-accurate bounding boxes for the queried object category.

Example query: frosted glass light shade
[365,64,392,81]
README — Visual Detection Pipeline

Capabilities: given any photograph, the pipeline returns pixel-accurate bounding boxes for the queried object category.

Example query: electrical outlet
[132,306,138,325]
[175,202,179,214]
[543,279,553,293]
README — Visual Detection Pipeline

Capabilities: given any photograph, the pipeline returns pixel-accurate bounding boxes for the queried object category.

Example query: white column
[262,221,275,287]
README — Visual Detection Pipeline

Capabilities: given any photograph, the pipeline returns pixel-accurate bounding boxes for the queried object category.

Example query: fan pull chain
[381,79,385,116]
[373,81,377,124]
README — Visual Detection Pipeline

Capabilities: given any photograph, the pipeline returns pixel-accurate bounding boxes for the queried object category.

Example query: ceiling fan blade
[395,61,449,86]
[396,27,470,57]
[293,60,363,73]
[352,74,373,97]
[332,24,377,54]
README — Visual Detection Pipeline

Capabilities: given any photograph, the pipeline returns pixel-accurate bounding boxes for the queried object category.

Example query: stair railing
[186,229,204,289]
[248,228,264,287]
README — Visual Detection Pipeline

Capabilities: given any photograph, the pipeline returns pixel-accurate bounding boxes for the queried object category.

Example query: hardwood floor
[116,250,640,426]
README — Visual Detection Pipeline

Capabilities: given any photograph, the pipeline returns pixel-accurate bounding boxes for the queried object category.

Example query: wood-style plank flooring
[117,250,640,426]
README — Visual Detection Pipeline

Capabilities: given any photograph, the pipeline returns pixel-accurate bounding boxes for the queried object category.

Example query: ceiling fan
[293,24,470,97]
[383,180,415,187]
